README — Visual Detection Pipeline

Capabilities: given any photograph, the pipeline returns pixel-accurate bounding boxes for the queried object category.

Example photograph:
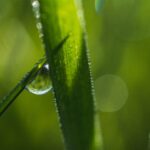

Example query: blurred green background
[0,0,150,150]
[0,0,64,149]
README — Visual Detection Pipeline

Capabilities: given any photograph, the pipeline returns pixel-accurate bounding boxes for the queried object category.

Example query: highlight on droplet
[32,0,40,10]
[26,63,52,95]
[95,74,128,112]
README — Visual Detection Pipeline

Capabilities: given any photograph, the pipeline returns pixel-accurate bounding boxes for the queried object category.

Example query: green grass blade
[38,0,95,150]
[0,57,46,116]
[0,36,68,117]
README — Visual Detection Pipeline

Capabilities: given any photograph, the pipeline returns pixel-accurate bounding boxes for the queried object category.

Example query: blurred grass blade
[0,57,46,116]
[38,0,95,150]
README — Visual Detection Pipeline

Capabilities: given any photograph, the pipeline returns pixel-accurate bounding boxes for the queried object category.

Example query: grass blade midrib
[39,0,95,149]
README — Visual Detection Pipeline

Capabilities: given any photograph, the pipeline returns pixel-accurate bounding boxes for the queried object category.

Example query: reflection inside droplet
[95,74,128,112]
[26,63,52,95]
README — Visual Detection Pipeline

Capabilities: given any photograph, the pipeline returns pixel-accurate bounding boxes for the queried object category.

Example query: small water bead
[26,63,52,95]
[36,22,44,38]
[32,0,40,19]
[32,0,40,11]
[32,0,44,39]
[36,22,42,30]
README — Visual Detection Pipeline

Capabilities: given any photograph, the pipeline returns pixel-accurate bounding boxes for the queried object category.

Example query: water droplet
[36,22,42,30]
[32,0,40,19]
[26,63,52,95]
[95,74,128,112]
[36,22,43,38]
[32,0,44,40]
[95,0,105,13]
[32,0,39,9]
